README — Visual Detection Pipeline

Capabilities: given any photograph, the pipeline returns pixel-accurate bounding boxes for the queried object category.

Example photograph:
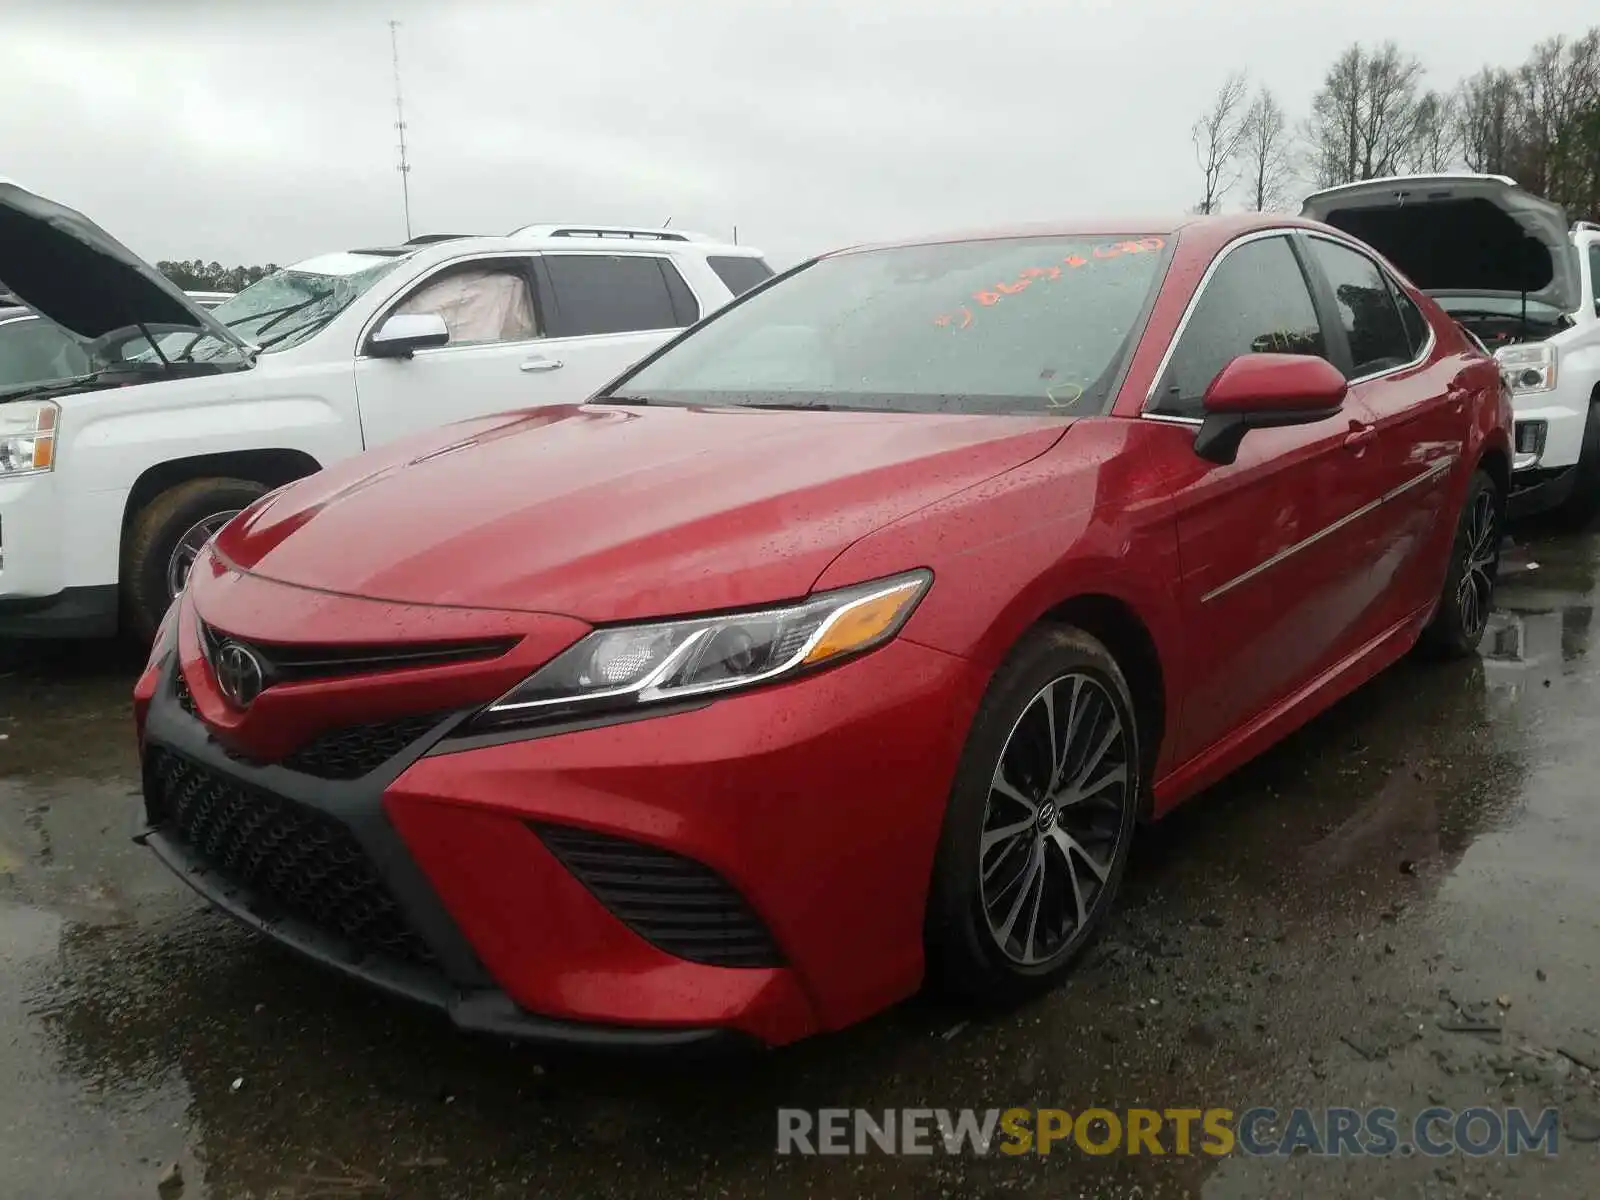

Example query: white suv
[0,181,772,640]
[1303,175,1600,524]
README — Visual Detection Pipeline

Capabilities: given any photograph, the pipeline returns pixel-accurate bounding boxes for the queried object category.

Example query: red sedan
[134,214,1511,1049]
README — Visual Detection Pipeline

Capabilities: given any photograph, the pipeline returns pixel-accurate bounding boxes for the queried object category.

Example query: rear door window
[1153,235,1326,420]
[541,255,693,337]
[707,255,775,297]
[1306,238,1415,377]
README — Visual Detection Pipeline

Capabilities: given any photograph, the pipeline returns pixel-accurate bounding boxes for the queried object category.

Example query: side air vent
[534,824,782,968]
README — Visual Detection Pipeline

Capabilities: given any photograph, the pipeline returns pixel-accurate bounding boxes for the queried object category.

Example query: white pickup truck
[0,181,772,641]
[1303,175,1600,524]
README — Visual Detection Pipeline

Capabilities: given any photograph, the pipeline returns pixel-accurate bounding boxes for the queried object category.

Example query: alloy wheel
[1456,488,1499,641]
[165,510,240,598]
[978,672,1132,966]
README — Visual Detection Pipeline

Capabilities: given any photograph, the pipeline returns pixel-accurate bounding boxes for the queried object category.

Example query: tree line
[1192,27,1600,218]
[157,260,279,293]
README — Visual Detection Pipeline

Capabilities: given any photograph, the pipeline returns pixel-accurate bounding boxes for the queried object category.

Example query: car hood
[212,403,1069,622]
[0,178,249,348]
[1300,174,1581,314]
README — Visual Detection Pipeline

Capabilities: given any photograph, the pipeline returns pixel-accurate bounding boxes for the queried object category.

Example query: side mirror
[367,312,449,359]
[1193,353,1349,466]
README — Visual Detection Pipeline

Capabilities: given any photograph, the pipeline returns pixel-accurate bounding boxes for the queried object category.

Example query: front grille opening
[283,712,451,781]
[535,824,782,968]
[146,749,435,967]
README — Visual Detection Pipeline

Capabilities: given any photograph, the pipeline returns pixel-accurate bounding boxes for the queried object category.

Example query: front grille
[199,621,514,685]
[146,749,435,967]
[536,824,782,968]
[283,712,450,781]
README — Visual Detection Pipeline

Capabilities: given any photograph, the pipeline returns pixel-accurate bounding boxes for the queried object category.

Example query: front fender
[810,418,1186,775]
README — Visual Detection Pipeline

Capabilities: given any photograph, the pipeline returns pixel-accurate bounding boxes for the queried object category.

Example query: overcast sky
[4,0,1597,270]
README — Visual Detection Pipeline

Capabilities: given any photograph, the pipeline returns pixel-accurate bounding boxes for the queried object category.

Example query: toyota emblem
[213,641,265,708]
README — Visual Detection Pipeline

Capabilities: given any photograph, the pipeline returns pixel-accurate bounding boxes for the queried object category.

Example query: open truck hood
[1301,174,1581,315]
[0,178,249,350]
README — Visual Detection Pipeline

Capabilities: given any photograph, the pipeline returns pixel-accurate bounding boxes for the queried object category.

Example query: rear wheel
[1420,469,1501,659]
[121,477,267,643]
[925,626,1140,1003]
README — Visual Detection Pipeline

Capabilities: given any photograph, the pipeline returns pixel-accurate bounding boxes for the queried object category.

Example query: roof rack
[509,223,706,243]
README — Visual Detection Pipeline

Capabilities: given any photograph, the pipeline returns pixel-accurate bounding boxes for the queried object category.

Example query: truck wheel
[121,478,267,643]
[1554,397,1600,530]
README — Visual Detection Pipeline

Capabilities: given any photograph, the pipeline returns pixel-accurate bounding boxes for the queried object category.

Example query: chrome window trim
[1302,231,1437,384]
[1139,228,1304,418]
[1200,454,1457,603]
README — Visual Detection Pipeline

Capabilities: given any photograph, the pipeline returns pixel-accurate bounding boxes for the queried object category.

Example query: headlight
[0,401,59,475]
[1495,344,1558,394]
[473,570,932,731]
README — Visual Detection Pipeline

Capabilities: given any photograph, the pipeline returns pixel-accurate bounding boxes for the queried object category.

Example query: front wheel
[121,477,268,643]
[924,626,1141,1004]
[1419,469,1501,659]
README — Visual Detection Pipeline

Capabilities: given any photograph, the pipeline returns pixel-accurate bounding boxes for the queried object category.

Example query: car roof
[826,213,1324,258]
[338,229,761,264]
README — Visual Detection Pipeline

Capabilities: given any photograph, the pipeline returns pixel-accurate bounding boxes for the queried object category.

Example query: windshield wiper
[172,298,324,362]
[742,401,836,411]
[0,373,102,404]
[595,395,655,406]
[254,311,339,353]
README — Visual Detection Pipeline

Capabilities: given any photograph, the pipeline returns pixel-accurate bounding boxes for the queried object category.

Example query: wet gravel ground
[2,525,1598,1199]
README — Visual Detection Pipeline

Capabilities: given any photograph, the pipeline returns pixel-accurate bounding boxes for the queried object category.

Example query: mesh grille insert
[146,748,435,967]
[282,712,450,781]
[536,824,782,968]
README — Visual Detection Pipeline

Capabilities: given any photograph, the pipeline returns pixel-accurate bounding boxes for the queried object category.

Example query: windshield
[142,253,407,363]
[613,235,1169,416]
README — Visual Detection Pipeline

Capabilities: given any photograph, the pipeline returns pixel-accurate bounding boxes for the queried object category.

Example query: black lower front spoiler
[141,828,756,1053]
[0,584,119,638]
[1507,466,1577,521]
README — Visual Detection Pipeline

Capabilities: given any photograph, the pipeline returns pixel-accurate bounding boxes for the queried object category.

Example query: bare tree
[1403,91,1460,172]
[1517,32,1600,204]
[1237,87,1293,210]
[1192,72,1250,214]
[1304,42,1428,186]
[1454,67,1523,175]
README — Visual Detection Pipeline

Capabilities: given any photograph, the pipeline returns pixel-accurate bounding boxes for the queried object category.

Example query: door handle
[520,357,564,373]
[1343,423,1377,450]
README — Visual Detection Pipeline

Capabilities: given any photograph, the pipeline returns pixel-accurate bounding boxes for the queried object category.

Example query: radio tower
[389,19,413,240]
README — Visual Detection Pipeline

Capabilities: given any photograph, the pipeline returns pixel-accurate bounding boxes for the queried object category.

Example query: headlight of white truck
[0,401,59,476]
[1495,344,1558,395]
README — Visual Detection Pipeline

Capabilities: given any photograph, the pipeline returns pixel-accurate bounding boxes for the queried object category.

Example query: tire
[121,477,267,643]
[1553,398,1600,530]
[924,625,1142,1004]
[1419,469,1501,659]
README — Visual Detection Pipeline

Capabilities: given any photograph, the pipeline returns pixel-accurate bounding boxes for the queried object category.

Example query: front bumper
[136,587,979,1048]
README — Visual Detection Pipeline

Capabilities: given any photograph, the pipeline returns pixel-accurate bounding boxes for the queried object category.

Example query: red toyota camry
[134,214,1512,1049]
